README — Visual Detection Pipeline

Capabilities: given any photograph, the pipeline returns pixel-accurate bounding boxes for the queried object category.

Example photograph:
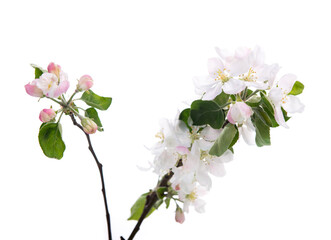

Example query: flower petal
[274,105,288,128]
[278,74,297,94]
[283,95,305,113]
[268,87,283,106]
[223,78,246,94]
[208,58,224,76]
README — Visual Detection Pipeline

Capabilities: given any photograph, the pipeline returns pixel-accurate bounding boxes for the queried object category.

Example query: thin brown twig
[69,113,112,240]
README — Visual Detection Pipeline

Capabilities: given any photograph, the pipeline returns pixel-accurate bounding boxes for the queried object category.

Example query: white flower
[194,57,246,100]
[217,46,280,90]
[238,118,256,145]
[268,74,305,128]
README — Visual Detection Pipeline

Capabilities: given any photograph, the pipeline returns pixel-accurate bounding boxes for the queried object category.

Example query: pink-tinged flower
[37,72,70,98]
[25,80,43,97]
[39,109,56,122]
[77,75,93,92]
[227,102,253,124]
[175,206,185,224]
[81,118,98,134]
[47,62,61,78]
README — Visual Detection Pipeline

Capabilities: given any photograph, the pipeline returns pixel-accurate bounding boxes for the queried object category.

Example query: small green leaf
[154,199,163,209]
[128,193,155,221]
[289,81,304,96]
[31,64,46,79]
[179,108,191,130]
[85,107,103,131]
[213,92,229,107]
[165,198,171,209]
[38,123,66,159]
[209,124,237,157]
[81,90,112,110]
[252,114,271,147]
[190,100,225,129]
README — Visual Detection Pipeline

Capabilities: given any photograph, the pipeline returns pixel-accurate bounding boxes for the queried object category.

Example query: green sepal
[31,64,46,79]
[38,123,66,159]
[128,193,155,221]
[209,124,237,156]
[289,81,304,96]
[85,107,103,131]
[165,197,171,209]
[190,100,225,129]
[81,90,112,110]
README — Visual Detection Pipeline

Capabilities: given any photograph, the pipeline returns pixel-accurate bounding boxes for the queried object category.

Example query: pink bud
[25,80,44,97]
[47,62,61,78]
[77,75,93,92]
[39,109,56,123]
[81,118,98,134]
[175,207,185,224]
[227,102,253,124]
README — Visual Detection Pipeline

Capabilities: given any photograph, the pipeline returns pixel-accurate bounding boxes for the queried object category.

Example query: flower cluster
[141,46,304,223]
[25,63,111,159]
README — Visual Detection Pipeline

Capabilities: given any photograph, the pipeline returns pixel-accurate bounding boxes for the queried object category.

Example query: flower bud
[39,109,56,122]
[25,80,44,97]
[77,75,93,92]
[227,102,253,124]
[175,206,185,224]
[47,62,61,78]
[81,117,98,134]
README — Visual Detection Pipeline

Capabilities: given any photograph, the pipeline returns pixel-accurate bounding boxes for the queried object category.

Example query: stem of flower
[69,113,112,240]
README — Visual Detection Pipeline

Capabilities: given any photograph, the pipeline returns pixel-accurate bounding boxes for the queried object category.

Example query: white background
[0,0,330,239]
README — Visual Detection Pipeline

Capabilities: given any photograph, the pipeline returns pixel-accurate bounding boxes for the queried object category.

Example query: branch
[123,160,182,240]
[69,113,112,240]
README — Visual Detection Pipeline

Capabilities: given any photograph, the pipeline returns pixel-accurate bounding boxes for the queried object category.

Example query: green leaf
[31,64,46,79]
[260,93,279,128]
[282,107,291,122]
[179,108,191,131]
[289,81,304,96]
[81,90,112,110]
[228,126,239,149]
[252,114,271,147]
[190,100,225,129]
[246,95,261,107]
[252,107,273,127]
[85,107,103,131]
[213,92,229,107]
[38,123,66,159]
[209,124,237,156]
[128,193,155,221]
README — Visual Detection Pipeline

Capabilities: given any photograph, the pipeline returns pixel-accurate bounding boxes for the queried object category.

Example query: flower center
[186,190,197,201]
[240,67,257,82]
[155,131,165,142]
[214,69,230,83]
